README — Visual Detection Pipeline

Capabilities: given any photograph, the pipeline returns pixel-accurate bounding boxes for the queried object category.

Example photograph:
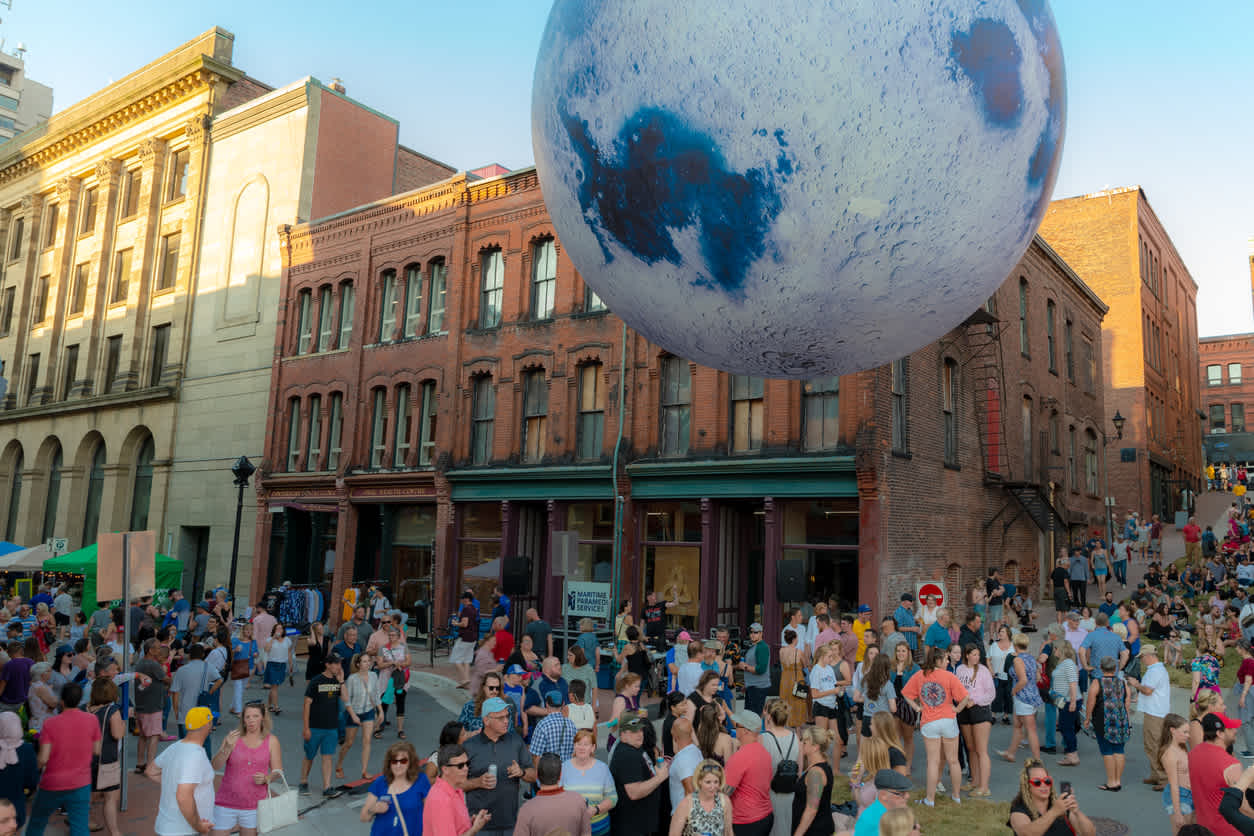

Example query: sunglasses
[390,757,410,765]
[444,760,469,769]
[699,764,721,774]
[486,686,500,692]
[1029,777,1053,787]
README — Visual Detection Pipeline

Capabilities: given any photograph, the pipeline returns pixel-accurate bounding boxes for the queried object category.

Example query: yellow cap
[184,706,213,731]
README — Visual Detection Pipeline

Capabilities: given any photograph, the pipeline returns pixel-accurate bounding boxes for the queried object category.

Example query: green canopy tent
[43,544,183,608]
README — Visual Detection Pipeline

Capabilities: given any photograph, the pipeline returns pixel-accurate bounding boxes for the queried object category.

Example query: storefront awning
[627,455,857,499]
[446,465,614,501]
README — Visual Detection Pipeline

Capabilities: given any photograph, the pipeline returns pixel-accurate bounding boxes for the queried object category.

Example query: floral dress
[1012,652,1043,709]
[685,792,727,836]
[1192,653,1221,696]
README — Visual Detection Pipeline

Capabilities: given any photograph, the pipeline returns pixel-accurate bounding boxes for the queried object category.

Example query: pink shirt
[216,735,272,810]
[423,777,471,836]
[955,663,995,707]
[39,709,101,790]
[724,740,773,824]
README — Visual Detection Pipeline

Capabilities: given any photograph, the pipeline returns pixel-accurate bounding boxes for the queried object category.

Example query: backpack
[767,733,799,793]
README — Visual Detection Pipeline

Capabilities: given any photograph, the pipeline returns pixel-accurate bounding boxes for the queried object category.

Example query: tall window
[286,398,301,472]
[479,249,503,328]
[1064,318,1074,382]
[120,168,141,219]
[521,370,548,462]
[0,287,13,335]
[1018,279,1029,356]
[1046,300,1056,373]
[660,357,691,457]
[25,353,39,405]
[296,290,312,354]
[156,231,179,291]
[1048,410,1060,454]
[31,275,48,324]
[1021,396,1033,477]
[41,203,57,249]
[129,437,154,531]
[577,364,605,461]
[82,443,105,546]
[305,395,322,471]
[1231,363,1244,385]
[1208,364,1223,386]
[403,265,422,338]
[369,389,388,468]
[731,375,765,453]
[41,446,61,543]
[585,284,606,312]
[394,384,412,467]
[427,261,446,333]
[7,217,22,260]
[69,263,89,314]
[1084,430,1099,495]
[327,393,343,471]
[470,376,495,465]
[166,148,189,200]
[62,344,78,399]
[1233,404,1246,434]
[530,239,556,320]
[79,187,98,234]
[315,286,333,352]
[418,382,438,466]
[378,270,397,342]
[3,451,19,543]
[942,360,958,465]
[111,248,132,304]
[149,323,169,387]
[337,282,354,349]
[1082,338,1095,393]
[103,335,121,394]
[1067,426,1077,491]
[891,359,908,452]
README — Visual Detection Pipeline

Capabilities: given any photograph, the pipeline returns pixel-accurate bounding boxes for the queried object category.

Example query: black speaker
[777,560,805,602]
[502,556,531,596]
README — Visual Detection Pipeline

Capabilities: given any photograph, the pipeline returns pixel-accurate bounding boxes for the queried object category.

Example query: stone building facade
[1040,187,1204,521]
[254,169,1111,635]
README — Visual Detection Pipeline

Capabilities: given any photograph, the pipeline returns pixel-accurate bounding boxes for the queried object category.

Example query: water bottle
[487,764,498,783]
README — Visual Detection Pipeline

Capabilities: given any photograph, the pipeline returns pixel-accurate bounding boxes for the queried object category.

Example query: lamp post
[227,455,256,604]
[1101,410,1126,547]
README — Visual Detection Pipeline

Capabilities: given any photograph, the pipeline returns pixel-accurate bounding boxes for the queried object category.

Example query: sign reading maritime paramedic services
[565,581,612,620]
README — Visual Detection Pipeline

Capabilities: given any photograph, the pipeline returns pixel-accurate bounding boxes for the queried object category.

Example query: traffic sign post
[916,581,946,608]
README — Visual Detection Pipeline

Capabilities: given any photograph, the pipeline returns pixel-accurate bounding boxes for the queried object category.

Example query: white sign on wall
[565,580,612,620]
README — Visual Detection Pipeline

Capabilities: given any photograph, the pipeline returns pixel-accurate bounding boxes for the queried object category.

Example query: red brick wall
[393,146,456,194]
[308,88,401,221]
[1200,334,1254,436]
[216,76,272,114]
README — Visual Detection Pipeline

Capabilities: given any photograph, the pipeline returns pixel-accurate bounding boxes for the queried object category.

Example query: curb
[407,669,467,716]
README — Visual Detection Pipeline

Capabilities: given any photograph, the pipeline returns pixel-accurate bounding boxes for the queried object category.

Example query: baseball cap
[677,631,692,641]
[505,664,526,676]
[544,691,564,707]
[184,706,213,731]
[874,769,912,792]
[619,715,648,732]
[1138,644,1158,657]
[899,593,914,602]
[748,622,764,633]
[730,709,761,732]
[481,697,510,715]
[857,604,872,614]
[1202,712,1242,733]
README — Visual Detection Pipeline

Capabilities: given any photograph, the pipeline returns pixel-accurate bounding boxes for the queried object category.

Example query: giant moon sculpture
[531,0,1065,378]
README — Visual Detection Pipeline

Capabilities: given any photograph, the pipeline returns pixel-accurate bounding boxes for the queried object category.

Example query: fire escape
[962,308,1068,537]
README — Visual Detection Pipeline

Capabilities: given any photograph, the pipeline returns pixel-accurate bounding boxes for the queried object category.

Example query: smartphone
[1059,781,1072,797]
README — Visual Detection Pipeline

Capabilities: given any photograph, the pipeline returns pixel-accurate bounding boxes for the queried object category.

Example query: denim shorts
[304,727,338,759]
[1163,785,1193,815]
[346,708,375,728]
[920,717,959,739]
[1096,734,1125,756]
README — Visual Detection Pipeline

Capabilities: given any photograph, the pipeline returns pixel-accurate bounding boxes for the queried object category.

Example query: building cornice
[209,81,311,143]
[1031,235,1108,317]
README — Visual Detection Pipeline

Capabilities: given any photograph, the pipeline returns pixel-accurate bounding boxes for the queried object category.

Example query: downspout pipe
[611,322,628,622]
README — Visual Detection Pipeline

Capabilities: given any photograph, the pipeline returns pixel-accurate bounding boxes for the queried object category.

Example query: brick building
[253,169,1110,635]
[1200,335,1254,465]
[1039,187,1204,521]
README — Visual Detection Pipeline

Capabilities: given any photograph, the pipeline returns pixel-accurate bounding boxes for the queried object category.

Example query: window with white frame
[369,389,388,468]
[471,376,495,465]
[479,249,503,328]
[394,384,412,467]
[531,239,556,320]
[378,270,397,342]
[328,393,344,471]
[577,364,604,461]
[305,395,322,471]
[731,375,764,453]
[418,382,438,466]
[522,370,548,462]
[403,265,422,338]
[427,261,446,333]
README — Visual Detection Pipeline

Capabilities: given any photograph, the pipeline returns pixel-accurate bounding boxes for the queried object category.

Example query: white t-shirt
[676,661,704,696]
[153,741,215,835]
[669,743,703,809]
[372,596,391,620]
[809,664,837,708]
[53,593,74,617]
[1139,662,1171,718]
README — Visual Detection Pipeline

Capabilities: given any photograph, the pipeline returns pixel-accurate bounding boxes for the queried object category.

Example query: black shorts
[54,612,70,626]
[1053,588,1068,613]
[958,704,993,726]
[813,702,840,720]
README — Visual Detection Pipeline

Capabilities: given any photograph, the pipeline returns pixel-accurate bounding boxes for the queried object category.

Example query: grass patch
[830,772,1012,836]
[1165,639,1241,691]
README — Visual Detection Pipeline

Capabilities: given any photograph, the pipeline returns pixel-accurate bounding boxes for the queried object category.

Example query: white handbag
[257,770,300,833]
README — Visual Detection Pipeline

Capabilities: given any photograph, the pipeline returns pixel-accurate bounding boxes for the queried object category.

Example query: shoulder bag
[790,650,809,698]
[258,769,299,832]
[94,705,122,789]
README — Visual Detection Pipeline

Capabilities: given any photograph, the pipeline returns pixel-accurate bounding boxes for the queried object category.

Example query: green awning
[627,455,857,499]
[447,465,614,501]
[43,544,184,607]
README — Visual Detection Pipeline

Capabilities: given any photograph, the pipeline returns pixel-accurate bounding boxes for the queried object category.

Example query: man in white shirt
[676,644,706,696]
[148,706,215,835]
[1127,644,1171,790]
[668,717,702,809]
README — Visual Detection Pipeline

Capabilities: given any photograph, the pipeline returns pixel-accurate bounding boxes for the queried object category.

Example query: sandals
[397,731,406,740]
[373,729,384,739]
[997,750,1015,762]
[1097,784,1122,792]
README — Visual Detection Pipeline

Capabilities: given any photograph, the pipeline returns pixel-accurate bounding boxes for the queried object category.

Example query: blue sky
[13,1,1253,336]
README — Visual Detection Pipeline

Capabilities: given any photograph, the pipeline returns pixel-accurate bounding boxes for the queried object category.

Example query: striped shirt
[560,758,617,836]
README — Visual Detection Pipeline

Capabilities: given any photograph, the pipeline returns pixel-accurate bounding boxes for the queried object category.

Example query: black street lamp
[227,455,256,603]
[1101,410,1127,548]
[1111,410,1125,440]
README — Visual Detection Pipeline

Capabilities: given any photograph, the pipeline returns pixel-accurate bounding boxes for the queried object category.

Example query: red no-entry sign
[916,582,946,607]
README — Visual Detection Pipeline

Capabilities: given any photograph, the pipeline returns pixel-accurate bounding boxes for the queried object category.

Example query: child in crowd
[567,679,596,733]
[502,663,529,738]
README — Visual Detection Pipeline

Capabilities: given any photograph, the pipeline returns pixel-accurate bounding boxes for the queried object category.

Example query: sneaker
[1041,746,1057,754]
[299,783,310,795]
[1242,751,1254,758]
[323,787,344,799]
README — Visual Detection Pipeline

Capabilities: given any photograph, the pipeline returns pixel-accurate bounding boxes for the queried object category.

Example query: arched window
[3,450,20,543]
[82,443,106,546]
[130,438,154,531]
[42,444,62,543]
[337,281,355,349]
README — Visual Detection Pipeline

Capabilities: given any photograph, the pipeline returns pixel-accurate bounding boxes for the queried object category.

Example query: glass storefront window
[781,499,858,611]
[458,502,502,612]
[641,502,703,632]
[461,502,502,539]
[393,505,436,613]
[782,500,858,547]
[643,502,702,543]
[566,503,614,584]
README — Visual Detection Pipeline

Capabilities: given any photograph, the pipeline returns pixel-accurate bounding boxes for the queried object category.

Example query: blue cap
[505,664,526,676]
[481,697,510,715]
[858,604,872,613]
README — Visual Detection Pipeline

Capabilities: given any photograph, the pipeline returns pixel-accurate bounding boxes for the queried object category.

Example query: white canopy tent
[0,544,53,571]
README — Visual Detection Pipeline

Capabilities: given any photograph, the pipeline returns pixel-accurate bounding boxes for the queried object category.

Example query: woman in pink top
[210,703,283,836]
[901,646,970,807]
[954,643,995,797]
